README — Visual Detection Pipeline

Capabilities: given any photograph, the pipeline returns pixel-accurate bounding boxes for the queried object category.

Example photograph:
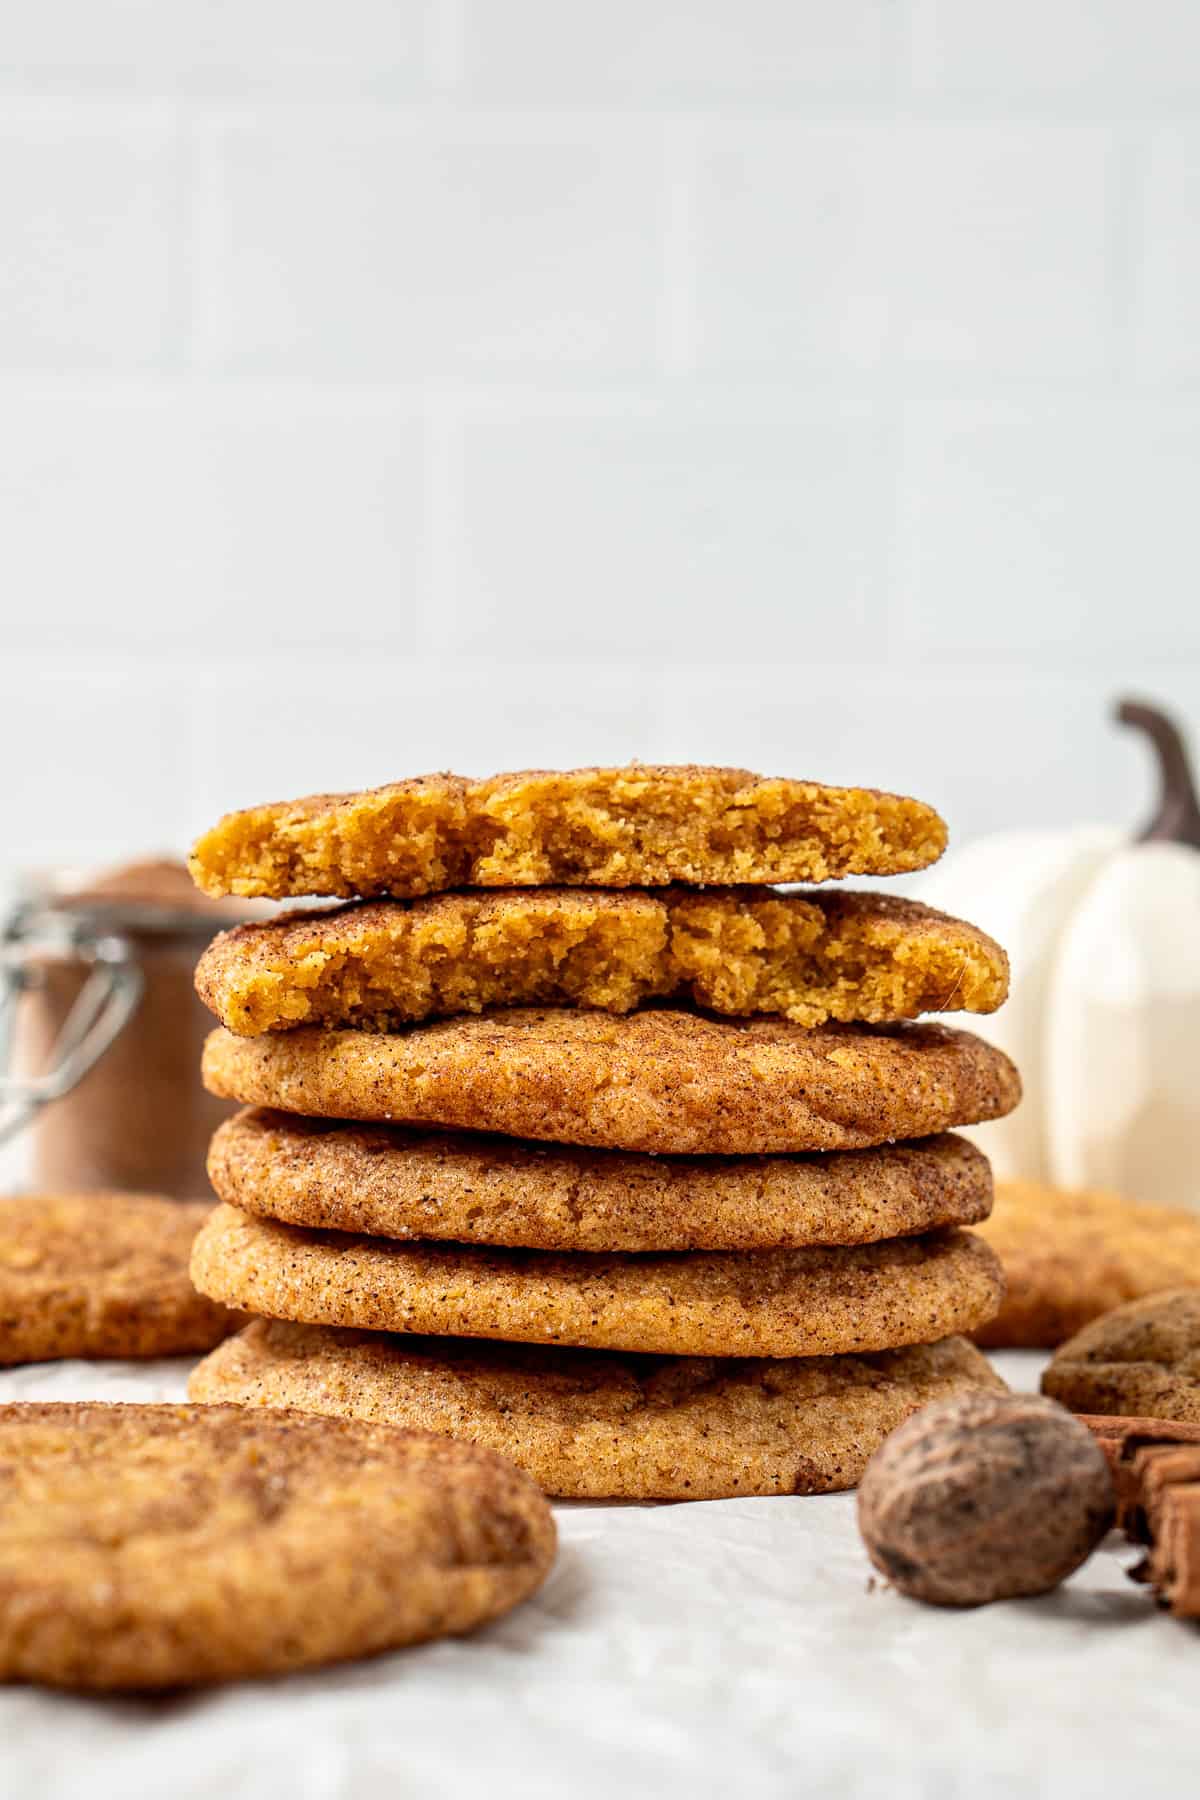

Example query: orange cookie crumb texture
[196,886,1007,1036]
[189,765,948,901]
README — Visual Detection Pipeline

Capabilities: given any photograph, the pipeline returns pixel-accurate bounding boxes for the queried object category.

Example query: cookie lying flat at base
[189,765,948,901]
[209,1110,993,1254]
[202,1009,1020,1156]
[190,1204,1003,1358]
[975,1181,1200,1348]
[1042,1290,1200,1424]
[195,887,1008,1035]
[189,1321,1004,1500]
[0,1402,555,1689]
[0,1194,239,1364]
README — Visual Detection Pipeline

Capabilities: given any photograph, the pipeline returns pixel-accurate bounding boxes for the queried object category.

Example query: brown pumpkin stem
[1116,698,1200,847]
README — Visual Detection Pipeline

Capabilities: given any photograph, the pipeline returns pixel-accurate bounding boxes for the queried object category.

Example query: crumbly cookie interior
[198,889,1006,1035]
[190,767,947,901]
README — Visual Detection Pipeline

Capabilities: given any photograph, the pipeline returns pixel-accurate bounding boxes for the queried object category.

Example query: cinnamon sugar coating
[0,1194,239,1363]
[201,1009,1021,1156]
[190,1204,1003,1358]
[976,1181,1200,1349]
[196,887,1007,1035]
[211,1109,992,1253]
[0,1402,554,1688]
[189,1323,1004,1500]
[1042,1290,1200,1423]
[189,765,947,901]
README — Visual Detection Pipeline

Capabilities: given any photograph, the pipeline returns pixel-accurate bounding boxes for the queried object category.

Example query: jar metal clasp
[0,902,144,1146]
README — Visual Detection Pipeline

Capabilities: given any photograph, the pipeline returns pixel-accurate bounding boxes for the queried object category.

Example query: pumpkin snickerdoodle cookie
[210,1110,992,1254]
[202,1010,1020,1157]
[0,1194,238,1364]
[975,1181,1200,1349]
[189,765,948,901]
[195,887,1007,1035]
[189,1322,1005,1500]
[190,1204,1003,1358]
[1042,1290,1200,1423]
[0,1402,554,1689]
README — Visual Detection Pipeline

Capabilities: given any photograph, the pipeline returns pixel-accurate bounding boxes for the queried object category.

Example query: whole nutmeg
[857,1391,1114,1607]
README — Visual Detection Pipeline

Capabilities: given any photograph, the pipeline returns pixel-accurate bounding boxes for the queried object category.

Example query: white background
[2,1,1199,869]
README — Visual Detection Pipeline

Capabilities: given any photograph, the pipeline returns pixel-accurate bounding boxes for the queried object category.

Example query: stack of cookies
[185,765,1020,1500]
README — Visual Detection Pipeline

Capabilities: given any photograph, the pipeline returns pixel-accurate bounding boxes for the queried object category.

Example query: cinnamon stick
[1149,1487,1200,1618]
[1078,1415,1200,1617]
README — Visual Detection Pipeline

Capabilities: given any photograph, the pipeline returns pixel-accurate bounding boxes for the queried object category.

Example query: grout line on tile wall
[657,117,699,377]
[426,0,465,96]
[1109,123,1149,385]
[417,394,462,655]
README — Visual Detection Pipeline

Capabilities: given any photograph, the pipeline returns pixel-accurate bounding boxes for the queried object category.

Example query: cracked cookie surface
[0,1194,239,1363]
[1042,1289,1200,1422]
[0,1401,555,1688]
[189,1323,1004,1499]
[210,1109,992,1253]
[202,1008,1021,1156]
[196,887,1007,1035]
[976,1181,1200,1349]
[190,1204,1003,1358]
[189,765,947,901]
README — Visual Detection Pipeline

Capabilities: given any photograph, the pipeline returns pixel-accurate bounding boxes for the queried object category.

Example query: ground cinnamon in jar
[9,859,266,1199]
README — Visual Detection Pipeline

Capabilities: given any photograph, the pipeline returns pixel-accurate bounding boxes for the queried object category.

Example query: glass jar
[1,861,259,1199]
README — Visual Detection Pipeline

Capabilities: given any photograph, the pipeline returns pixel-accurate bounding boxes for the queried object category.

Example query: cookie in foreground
[975,1180,1200,1348]
[201,1010,1021,1156]
[190,1205,1004,1358]
[210,1111,993,1253]
[189,1321,1004,1500]
[1042,1289,1200,1423]
[195,888,1007,1035]
[0,1401,555,1689]
[189,765,947,901]
[0,1194,238,1364]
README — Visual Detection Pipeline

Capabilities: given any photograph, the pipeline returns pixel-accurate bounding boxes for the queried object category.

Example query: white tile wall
[690,123,894,370]
[1,0,1199,887]
[460,1,897,102]
[895,388,1200,660]
[0,2,435,96]
[0,384,427,648]
[0,659,191,867]
[891,125,1122,374]
[446,388,891,658]
[1135,126,1200,379]
[909,0,1200,101]
[191,108,666,376]
[0,100,182,368]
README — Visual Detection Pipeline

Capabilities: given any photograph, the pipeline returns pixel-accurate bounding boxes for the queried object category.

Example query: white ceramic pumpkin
[918,702,1200,1213]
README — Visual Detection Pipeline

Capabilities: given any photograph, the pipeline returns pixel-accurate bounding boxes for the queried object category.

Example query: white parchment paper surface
[0,1350,1195,1800]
